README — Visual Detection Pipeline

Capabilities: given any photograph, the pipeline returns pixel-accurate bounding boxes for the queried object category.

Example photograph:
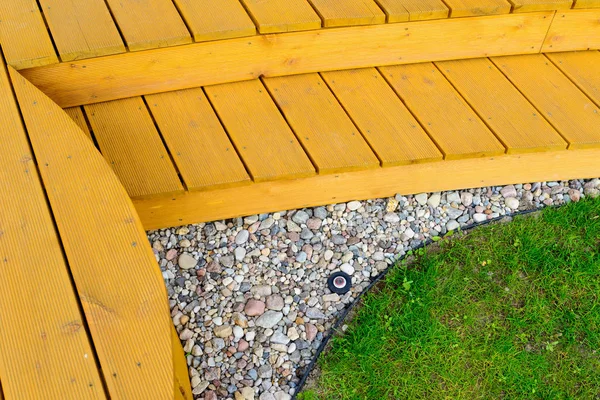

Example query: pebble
[151,178,596,399]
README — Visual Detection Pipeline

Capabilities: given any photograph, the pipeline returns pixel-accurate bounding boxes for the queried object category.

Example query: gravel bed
[147,179,600,400]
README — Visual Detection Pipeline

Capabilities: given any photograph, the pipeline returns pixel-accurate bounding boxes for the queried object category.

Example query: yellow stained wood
[135,147,600,229]
[9,66,180,399]
[263,73,380,173]
[205,80,315,181]
[508,0,573,12]
[320,68,443,166]
[491,54,600,148]
[172,0,256,42]
[84,97,184,198]
[374,0,449,22]
[21,12,555,108]
[443,0,511,17]
[104,0,191,51]
[307,0,386,27]
[0,0,58,69]
[573,0,600,7]
[64,107,93,140]
[546,51,600,106]
[0,60,105,400]
[436,58,567,153]
[172,325,193,400]
[145,88,251,190]
[38,0,125,61]
[542,9,600,52]
[379,63,505,159]
[240,0,322,33]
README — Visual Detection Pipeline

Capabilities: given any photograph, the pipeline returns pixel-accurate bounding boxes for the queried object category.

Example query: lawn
[300,198,600,399]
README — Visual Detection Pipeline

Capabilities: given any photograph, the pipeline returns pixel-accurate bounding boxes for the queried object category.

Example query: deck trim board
[542,9,600,52]
[20,11,556,108]
[263,73,381,173]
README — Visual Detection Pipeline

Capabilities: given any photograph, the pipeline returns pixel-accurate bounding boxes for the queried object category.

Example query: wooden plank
[104,0,191,51]
[0,60,104,399]
[263,73,380,173]
[135,147,600,229]
[38,0,125,61]
[443,0,512,17]
[379,63,505,159]
[84,97,184,198]
[546,51,600,106]
[145,88,251,190]
[491,54,600,149]
[64,107,93,140]
[542,9,600,52]
[573,0,600,7]
[205,79,315,181]
[436,58,567,153]
[320,68,443,166]
[20,12,555,108]
[172,0,256,42]
[307,0,386,27]
[240,0,322,33]
[9,66,186,399]
[0,0,58,69]
[172,325,193,400]
[374,0,449,22]
[508,0,573,12]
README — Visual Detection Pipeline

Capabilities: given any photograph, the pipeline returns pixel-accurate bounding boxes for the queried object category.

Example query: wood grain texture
[104,0,191,51]
[0,0,58,69]
[263,73,380,173]
[307,0,386,27]
[9,66,186,399]
[508,0,573,12]
[379,63,505,159]
[172,0,256,42]
[491,54,600,149]
[38,0,126,61]
[436,58,567,153]
[546,51,600,106]
[145,88,251,190]
[84,97,184,198]
[205,80,315,182]
[240,0,322,33]
[20,12,555,108]
[443,0,512,17]
[0,58,105,400]
[64,107,93,139]
[573,0,600,7]
[320,68,443,166]
[374,0,448,21]
[135,148,600,229]
[542,9,600,52]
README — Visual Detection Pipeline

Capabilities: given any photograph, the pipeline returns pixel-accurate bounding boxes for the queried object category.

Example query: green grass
[300,198,600,400]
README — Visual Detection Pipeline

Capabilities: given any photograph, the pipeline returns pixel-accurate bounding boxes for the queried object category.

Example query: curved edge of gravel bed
[291,207,545,399]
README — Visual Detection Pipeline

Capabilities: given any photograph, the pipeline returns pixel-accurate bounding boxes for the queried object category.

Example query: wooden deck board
[104,0,192,51]
[436,58,567,153]
[307,0,386,27]
[240,0,322,33]
[145,88,252,190]
[84,97,184,198]
[573,0,600,7]
[508,0,573,12]
[379,63,506,159]
[38,0,126,61]
[0,0,58,69]
[263,73,381,173]
[546,51,600,106]
[64,107,93,140]
[10,66,185,399]
[205,79,315,181]
[320,68,443,166]
[172,0,256,42]
[444,0,512,17]
[491,54,600,149]
[0,58,105,399]
[374,0,448,21]
[542,9,600,52]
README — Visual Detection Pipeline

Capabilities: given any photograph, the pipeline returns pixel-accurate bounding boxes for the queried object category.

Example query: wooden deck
[1,0,599,398]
